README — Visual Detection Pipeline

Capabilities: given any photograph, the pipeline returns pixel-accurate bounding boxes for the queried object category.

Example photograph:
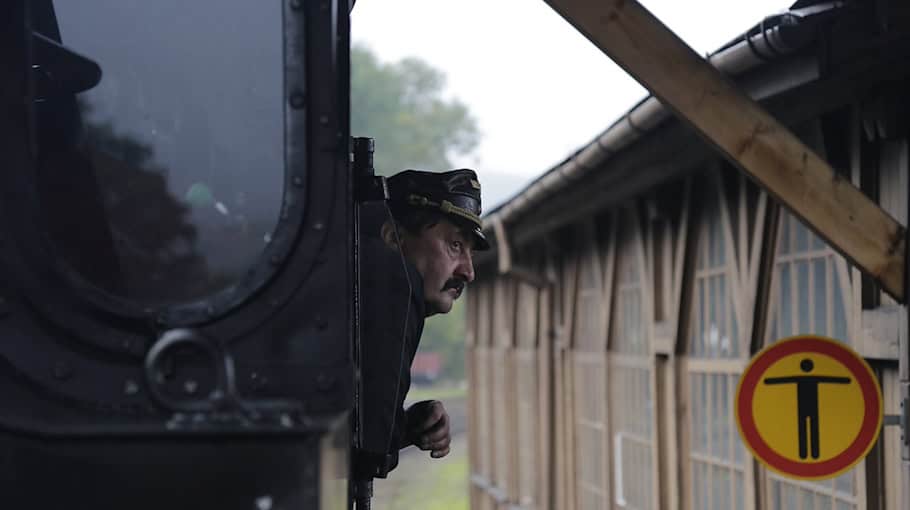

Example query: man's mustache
[442,278,466,293]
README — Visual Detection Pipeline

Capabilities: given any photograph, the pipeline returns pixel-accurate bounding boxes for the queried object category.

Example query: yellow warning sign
[736,336,882,480]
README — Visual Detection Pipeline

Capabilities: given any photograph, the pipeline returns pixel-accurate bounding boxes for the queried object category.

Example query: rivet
[251,372,268,390]
[184,380,199,395]
[280,413,294,428]
[313,222,325,231]
[292,175,304,187]
[290,0,303,10]
[319,115,329,125]
[123,379,140,395]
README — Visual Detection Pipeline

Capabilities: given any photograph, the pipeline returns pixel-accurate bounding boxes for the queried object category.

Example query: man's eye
[450,241,462,252]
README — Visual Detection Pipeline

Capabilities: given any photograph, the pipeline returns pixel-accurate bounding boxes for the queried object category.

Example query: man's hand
[404,400,451,458]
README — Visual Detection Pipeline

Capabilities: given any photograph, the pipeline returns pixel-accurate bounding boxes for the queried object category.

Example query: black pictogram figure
[763,358,851,459]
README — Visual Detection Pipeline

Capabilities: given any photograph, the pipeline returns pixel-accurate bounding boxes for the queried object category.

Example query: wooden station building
[466,1,910,509]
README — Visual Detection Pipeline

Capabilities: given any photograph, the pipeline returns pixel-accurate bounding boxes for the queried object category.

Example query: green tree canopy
[351,44,479,176]
[352,45,476,381]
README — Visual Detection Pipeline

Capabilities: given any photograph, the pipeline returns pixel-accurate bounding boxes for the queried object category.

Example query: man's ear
[380,220,402,250]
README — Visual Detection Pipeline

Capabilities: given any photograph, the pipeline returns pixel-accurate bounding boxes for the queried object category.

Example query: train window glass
[765,211,861,509]
[37,0,284,305]
[610,210,654,510]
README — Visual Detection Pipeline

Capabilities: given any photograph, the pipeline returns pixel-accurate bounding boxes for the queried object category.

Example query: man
[358,168,488,477]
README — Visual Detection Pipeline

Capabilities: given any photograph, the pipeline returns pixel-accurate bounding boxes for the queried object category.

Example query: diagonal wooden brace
[544,0,907,301]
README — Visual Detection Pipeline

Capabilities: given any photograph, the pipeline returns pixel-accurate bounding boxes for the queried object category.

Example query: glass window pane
[779,215,791,255]
[832,261,848,342]
[48,0,284,304]
[734,471,744,510]
[719,375,730,460]
[784,484,798,510]
[713,466,730,510]
[718,275,730,357]
[836,501,853,510]
[780,263,792,337]
[802,491,816,510]
[701,375,709,454]
[709,276,718,356]
[813,259,827,334]
[796,221,810,252]
[798,260,810,333]
[692,461,703,510]
[711,374,721,458]
[716,216,726,267]
[835,470,853,495]
[817,494,832,510]
[690,373,700,452]
[698,279,706,356]
[772,480,782,510]
[811,226,826,250]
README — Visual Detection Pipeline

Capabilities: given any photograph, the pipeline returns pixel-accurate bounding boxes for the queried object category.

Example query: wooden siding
[465,106,906,510]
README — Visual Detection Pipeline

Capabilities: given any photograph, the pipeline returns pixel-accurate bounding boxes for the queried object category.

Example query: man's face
[400,219,476,316]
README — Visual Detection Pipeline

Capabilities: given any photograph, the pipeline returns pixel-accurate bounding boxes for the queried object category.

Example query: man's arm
[401,400,452,459]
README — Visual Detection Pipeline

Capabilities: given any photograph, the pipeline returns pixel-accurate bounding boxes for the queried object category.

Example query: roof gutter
[481,3,843,265]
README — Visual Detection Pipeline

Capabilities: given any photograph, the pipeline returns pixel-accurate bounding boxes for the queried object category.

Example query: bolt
[184,379,199,395]
[319,115,329,125]
[289,0,302,10]
[292,175,304,187]
[313,222,325,231]
[279,414,294,428]
[251,372,268,390]
[123,379,140,396]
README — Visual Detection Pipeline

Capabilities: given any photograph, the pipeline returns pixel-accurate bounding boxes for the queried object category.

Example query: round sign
[735,335,882,480]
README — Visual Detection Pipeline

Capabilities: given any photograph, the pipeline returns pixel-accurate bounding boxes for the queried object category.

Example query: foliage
[351,44,480,176]
[421,297,467,381]
[352,44,476,381]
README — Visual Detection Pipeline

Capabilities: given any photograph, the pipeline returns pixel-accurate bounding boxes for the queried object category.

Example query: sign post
[736,336,883,480]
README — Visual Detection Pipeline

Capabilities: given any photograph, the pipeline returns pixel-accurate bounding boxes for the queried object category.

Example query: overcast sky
[352,0,796,193]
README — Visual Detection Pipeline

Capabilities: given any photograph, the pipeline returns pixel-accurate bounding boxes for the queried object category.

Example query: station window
[572,223,610,509]
[687,189,750,510]
[514,275,541,507]
[610,212,654,510]
[764,211,861,509]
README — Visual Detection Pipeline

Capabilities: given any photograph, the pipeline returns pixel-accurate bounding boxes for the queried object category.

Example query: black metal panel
[0,0,353,507]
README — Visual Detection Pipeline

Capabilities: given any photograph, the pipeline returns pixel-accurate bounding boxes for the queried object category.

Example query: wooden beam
[544,0,907,301]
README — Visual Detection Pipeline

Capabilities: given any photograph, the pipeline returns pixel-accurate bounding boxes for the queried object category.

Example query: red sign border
[735,335,883,480]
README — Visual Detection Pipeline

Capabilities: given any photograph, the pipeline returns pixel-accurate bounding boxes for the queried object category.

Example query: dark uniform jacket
[357,209,425,477]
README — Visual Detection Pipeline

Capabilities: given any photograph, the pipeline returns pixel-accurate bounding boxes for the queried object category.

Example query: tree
[351,44,479,176]
[352,45,476,381]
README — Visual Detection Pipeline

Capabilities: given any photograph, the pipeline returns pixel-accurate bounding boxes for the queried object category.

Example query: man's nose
[456,251,475,283]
